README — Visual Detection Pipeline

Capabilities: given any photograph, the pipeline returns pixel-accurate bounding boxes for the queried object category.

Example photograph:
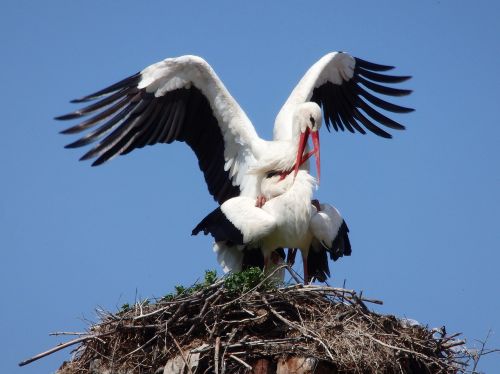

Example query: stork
[203,198,351,283]
[302,201,351,283]
[55,51,412,278]
[192,169,316,274]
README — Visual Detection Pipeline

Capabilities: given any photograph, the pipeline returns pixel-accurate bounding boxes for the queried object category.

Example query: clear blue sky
[2,1,499,372]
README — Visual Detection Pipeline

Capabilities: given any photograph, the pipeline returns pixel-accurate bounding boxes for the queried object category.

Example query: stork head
[293,102,322,182]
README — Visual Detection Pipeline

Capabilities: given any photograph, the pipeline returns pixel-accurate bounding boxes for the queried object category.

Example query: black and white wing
[56,55,267,204]
[308,203,352,282]
[274,51,413,140]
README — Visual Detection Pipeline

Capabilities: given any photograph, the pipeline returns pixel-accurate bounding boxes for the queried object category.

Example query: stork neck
[274,144,313,182]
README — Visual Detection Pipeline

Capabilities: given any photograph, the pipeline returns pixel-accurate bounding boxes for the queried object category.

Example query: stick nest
[51,268,468,373]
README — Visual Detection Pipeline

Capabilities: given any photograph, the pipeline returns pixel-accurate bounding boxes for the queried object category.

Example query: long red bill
[311,131,320,184]
[294,128,310,178]
[293,130,321,184]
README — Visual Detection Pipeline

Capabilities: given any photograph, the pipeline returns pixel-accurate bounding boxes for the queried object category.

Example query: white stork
[56,51,412,277]
[205,199,351,283]
[192,168,317,275]
[302,200,351,283]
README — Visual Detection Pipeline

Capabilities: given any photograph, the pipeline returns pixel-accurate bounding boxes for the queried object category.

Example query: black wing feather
[56,75,240,204]
[356,67,411,84]
[310,55,413,138]
[353,57,394,72]
[330,221,351,261]
[60,94,136,134]
[356,75,412,97]
[340,82,392,138]
[356,98,405,130]
[336,95,366,134]
[70,73,141,103]
[307,249,330,283]
[354,83,413,113]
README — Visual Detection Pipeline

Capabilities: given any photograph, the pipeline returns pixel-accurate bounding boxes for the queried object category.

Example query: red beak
[294,128,310,178]
[311,131,320,184]
[293,129,321,183]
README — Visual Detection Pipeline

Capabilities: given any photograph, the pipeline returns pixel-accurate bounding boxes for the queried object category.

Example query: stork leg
[303,255,310,284]
[270,250,282,265]
[255,195,267,208]
[263,255,269,273]
[287,248,298,265]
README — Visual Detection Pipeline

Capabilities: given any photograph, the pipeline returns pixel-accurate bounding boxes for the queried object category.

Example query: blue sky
[2,1,499,372]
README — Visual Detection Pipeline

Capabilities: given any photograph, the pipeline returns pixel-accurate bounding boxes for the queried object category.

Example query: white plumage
[193,170,316,272]
[209,198,351,283]
[274,52,355,141]
[310,203,345,250]
[56,51,411,281]
[307,202,351,282]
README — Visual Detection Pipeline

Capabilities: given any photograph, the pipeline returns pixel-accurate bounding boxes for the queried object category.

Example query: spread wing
[56,55,267,204]
[274,52,413,140]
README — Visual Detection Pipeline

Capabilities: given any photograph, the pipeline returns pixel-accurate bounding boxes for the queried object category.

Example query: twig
[190,337,303,353]
[285,264,303,284]
[472,329,493,372]
[186,289,223,336]
[222,312,268,324]
[49,331,89,336]
[285,285,355,294]
[221,328,237,374]
[261,295,335,361]
[361,333,437,362]
[19,336,94,367]
[482,348,500,356]
[121,335,157,359]
[442,340,466,349]
[358,297,383,305]
[353,290,369,311]
[441,332,462,342]
[133,306,171,321]
[168,332,194,374]
[229,354,252,370]
[121,324,159,330]
[214,337,220,374]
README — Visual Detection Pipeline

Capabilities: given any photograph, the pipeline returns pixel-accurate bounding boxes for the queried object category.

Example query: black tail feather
[330,221,352,261]
[192,207,244,245]
[308,249,330,283]
[241,247,284,271]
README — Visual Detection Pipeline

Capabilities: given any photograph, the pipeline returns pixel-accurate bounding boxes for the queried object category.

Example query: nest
[22,268,470,373]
